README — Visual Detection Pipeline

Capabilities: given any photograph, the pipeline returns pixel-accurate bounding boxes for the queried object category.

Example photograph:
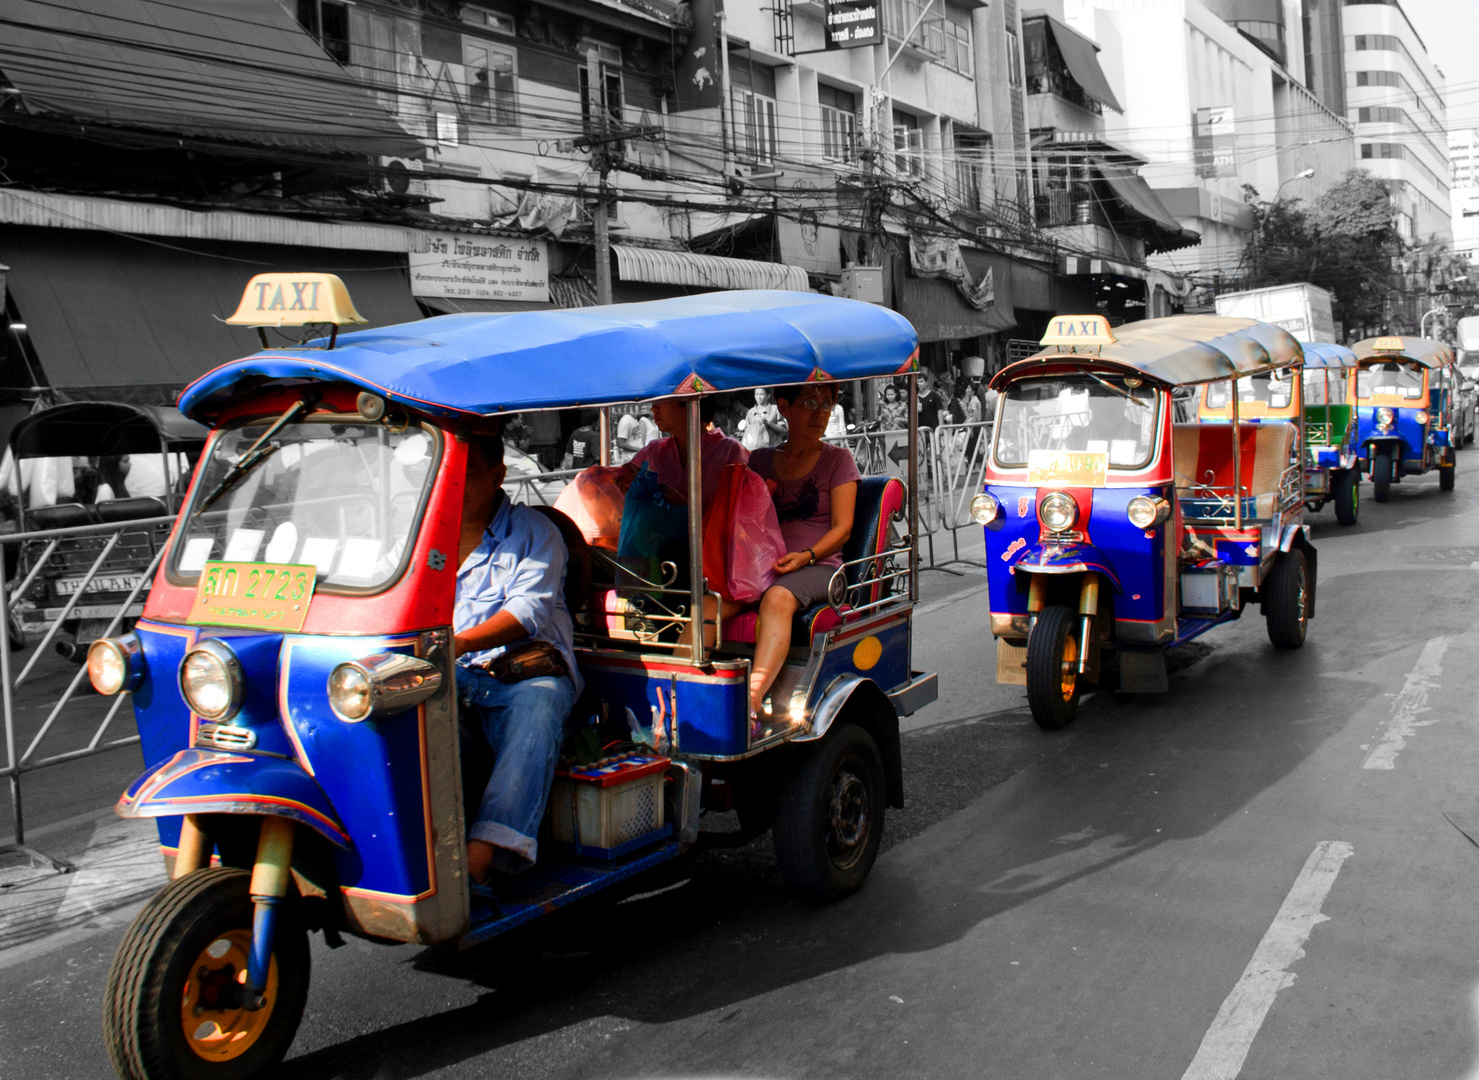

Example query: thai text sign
[410,232,549,303]
[188,562,316,632]
[825,0,879,48]
[1027,450,1108,488]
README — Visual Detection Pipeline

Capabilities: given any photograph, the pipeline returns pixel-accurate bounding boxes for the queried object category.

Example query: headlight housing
[179,640,244,722]
[1414,410,1429,426]
[328,652,442,723]
[1126,495,1171,529]
[1375,407,1395,431]
[87,634,143,696]
[970,492,1002,524]
[1038,491,1078,533]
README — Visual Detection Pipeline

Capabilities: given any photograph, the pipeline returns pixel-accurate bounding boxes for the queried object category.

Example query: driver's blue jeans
[456,665,576,874]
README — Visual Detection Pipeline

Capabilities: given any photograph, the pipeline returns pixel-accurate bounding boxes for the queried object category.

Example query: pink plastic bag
[725,466,788,603]
[553,465,632,550]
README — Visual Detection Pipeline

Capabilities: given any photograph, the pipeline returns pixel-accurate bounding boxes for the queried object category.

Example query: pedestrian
[879,383,907,430]
[614,404,653,465]
[561,411,602,470]
[741,388,787,451]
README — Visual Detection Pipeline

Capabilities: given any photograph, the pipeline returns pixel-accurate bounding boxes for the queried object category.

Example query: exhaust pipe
[55,640,85,663]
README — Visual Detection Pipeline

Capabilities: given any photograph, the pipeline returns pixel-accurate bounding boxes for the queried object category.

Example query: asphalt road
[8,458,1479,1078]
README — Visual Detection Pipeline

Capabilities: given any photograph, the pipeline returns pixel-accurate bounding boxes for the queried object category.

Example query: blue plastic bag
[616,464,688,595]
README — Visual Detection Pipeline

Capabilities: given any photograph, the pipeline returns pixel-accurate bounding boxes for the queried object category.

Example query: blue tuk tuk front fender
[118,747,352,849]
[1010,541,1123,592]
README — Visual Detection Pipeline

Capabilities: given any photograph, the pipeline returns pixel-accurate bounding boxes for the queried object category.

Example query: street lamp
[1272,167,1316,206]
[1420,306,1444,339]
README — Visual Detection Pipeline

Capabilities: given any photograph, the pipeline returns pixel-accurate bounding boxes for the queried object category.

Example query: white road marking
[1181,841,1353,1080]
[1362,636,1451,770]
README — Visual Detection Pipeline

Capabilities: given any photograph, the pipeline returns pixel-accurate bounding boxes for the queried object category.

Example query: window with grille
[924,3,973,75]
[893,110,923,177]
[465,40,517,126]
[298,0,350,64]
[819,84,858,162]
[953,130,991,209]
[734,89,779,162]
[579,41,624,143]
[1005,29,1023,88]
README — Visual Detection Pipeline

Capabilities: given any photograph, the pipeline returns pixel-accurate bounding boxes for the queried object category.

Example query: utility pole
[587,48,614,308]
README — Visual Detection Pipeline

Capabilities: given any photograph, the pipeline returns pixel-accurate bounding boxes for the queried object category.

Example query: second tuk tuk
[1350,335,1458,500]
[973,314,1317,730]
[84,278,937,1080]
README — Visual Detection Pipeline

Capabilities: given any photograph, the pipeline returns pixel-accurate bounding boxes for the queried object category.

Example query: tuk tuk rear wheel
[1332,469,1359,526]
[103,866,309,1080]
[1372,452,1393,502]
[1264,548,1309,650]
[1026,605,1081,730]
[1441,464,1456,491]
[772,722,885,902]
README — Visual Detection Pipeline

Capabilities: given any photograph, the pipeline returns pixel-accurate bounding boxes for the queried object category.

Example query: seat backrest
[27,502,96,531]
[1248,422,1295,498]
[841,475,906,604]
[1172,424,1201,489]
[1173,422,1289,497]
[94,496,169,523]
[530,504,591,617]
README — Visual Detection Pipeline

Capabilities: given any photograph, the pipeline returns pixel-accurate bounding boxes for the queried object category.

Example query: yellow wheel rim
[1060,634,1079,702]
[180,929,277,1062]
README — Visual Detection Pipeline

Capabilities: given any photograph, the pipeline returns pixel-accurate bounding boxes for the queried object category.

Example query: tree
[1239,169,1404,331]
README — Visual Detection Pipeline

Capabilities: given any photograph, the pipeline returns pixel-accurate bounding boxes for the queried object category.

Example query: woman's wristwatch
[804,547,817,566]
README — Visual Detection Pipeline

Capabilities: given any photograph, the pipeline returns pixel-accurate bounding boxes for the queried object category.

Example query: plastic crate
[549,753,669,860]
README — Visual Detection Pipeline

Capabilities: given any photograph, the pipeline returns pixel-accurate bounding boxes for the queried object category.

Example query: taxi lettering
[252,279,323,313]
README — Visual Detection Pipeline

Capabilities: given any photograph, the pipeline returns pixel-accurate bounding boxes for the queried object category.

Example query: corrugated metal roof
[613,246,811,292]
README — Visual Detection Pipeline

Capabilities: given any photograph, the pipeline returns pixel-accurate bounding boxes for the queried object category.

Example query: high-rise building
[1343,0,1450,243]
[1449,130,1479,262]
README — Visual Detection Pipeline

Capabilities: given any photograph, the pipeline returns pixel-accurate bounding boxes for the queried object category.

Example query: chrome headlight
[970,492,1002,524]
[328,653,442,723]
[1038,491,1078,533]
[179,640,244,722]
[1375,407,1395,431]
[1413,410,1429,426]
[87,634,143,696]
[1126,495,1171,529]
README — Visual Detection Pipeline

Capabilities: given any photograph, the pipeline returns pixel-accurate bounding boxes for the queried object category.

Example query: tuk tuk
[973,315,1316,730]
[81,276,936,1080]
[1350,335,1457,500]
[5,401,207,658]
[1298,343,1361,524]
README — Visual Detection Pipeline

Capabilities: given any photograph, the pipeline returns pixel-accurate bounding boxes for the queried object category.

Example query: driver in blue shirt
[455,433,581,883]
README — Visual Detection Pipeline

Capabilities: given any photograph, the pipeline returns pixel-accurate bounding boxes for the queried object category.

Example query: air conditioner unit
[379,156,428,197]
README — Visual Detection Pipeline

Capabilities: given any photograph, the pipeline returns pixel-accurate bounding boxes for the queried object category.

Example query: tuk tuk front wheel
[1026,605,1081,730]
[1441,463,1456,491]
[103,866,309,1080]
[1371,452,1393,502]
[1332,469,1359,526]
[1264,548,1309,650]
[772,722,885,902]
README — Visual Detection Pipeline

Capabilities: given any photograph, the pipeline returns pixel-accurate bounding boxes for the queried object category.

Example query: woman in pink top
[630,396,748,514]
[747,382,860,719]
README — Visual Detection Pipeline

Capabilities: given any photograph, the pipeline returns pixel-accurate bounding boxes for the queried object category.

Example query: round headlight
[1414,410,1429,426]
[970,492,1002,524]
[87,639,129,696]
[1376,407,1395,430]
[1126,496,1160,529]
[179,641,243,721]
[1039,491,1078,533]
[328,663,373,722]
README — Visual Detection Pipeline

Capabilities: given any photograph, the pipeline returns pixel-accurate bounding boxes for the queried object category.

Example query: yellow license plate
[188,562,316,632]
[1027,449,1108,487]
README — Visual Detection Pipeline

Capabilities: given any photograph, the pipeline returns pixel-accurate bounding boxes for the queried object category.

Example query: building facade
[1449,129,1479,263]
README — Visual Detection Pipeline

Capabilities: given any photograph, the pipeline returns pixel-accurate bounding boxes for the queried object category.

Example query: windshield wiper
[193,399,309,517]
[1085,371,1150,408]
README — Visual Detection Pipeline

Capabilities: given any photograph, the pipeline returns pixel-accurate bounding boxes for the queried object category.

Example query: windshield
[171,419,440,592]
[1205,372,1295,411]
[1303,370,1348,406]
[1356,361,1425,400]
[994,375,1160,469]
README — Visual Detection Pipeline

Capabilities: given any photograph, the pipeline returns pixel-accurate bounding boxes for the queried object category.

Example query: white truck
[1214,282,1336,343]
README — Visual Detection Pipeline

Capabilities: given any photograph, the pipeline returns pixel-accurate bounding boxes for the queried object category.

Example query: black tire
[1441,463,1456,491]
[1264,547,1309,650]
[1025,605,1081,730]
[104,866,310,1080]
[1371,451,1392,503]
[772,722,885,902]
[1332,469,1359,526]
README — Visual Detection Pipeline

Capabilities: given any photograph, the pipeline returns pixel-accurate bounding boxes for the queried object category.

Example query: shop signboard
[409,231,549,303]
[825,0,880,49]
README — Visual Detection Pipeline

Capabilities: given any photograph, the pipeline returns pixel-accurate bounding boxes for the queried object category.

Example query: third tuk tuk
[85,278,937,1080]
[1350,335,1458,500]
[973,314,1317,730]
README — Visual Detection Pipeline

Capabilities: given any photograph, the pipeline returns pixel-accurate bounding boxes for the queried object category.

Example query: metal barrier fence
[923,420,992,570]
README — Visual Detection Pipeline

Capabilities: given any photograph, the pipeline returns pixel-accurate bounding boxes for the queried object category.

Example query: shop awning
[1095,165,1203,252]
[899,274,1013,343]
[1061,254,1145,279]
[0,224,424,403]
[1043,16,1121,113]
[613,246,811,292]
[0,0,424,158]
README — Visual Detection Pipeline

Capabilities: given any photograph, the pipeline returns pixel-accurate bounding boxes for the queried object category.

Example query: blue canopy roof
[1299,342,1357,370]
[178,291,919,422]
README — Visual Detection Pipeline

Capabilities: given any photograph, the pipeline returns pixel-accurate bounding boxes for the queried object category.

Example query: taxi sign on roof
[1040,315,1118,350]
[226,273,367,328]
[1372,336,1406,352]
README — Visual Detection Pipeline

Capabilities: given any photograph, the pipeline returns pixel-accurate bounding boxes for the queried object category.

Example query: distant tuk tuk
[974,315,1316,730]
[1350,335,1457,500]
[1299,343,1361,524]
[6,401,207,657]
[83,277,936,1080]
